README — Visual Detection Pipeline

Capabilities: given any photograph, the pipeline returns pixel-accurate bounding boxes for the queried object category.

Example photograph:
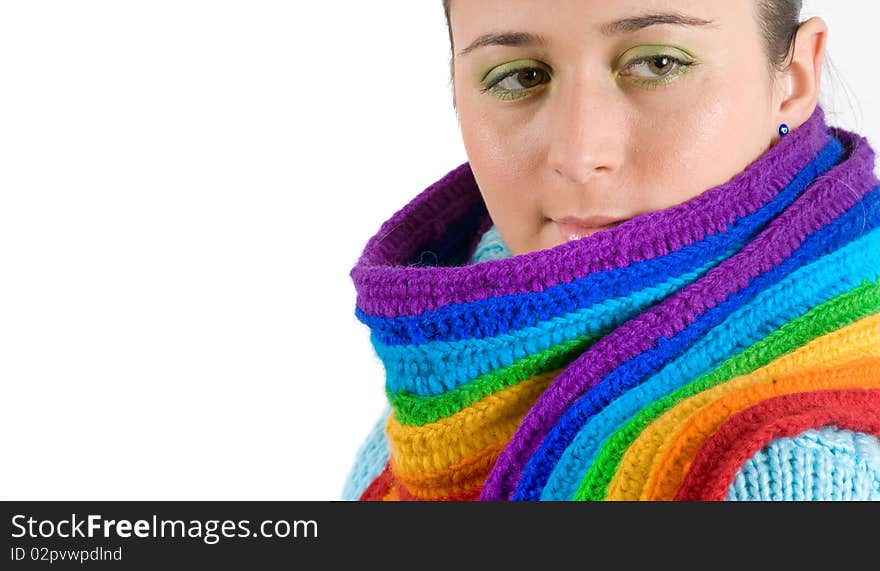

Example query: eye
[619,54,693,85]
[481,66,551,101]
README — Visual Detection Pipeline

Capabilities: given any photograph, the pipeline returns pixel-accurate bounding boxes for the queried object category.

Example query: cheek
[680,58,775,167]
[459,105,543,215]
[629,78,771,211]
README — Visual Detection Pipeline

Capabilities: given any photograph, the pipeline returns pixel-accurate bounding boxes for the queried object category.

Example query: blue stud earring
[779,123,790,137]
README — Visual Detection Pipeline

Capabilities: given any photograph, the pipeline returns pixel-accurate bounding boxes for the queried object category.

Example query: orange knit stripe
[392,439,505,499]
[382,485,399,501]
[396,480,482,501]
[647,355,880,500]
[607,312,880,500]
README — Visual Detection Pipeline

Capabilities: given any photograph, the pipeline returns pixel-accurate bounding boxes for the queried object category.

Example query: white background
[1,1,877,500]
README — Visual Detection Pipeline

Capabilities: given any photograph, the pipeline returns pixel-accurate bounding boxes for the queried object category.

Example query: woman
[343,0,880,501]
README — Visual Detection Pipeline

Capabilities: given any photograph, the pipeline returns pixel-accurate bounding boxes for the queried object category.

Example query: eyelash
[481,54,694,101]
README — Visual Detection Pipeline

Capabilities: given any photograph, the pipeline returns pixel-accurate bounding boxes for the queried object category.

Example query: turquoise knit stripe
[727,427,880,500]
[340,404,392,501]
[470,225,512,263]
[341,231,880,502]
[377,252,730,397]
[540,225,880,500]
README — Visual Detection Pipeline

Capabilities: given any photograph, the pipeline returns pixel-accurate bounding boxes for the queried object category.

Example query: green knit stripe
[573,278,880,501]
[388,326,616,426]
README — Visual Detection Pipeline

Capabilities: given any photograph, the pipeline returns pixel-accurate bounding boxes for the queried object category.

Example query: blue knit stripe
[380,146,854,397]
[357,138,843,346]
[537,220,880,500]
[514,187,880,500]
[726,427,880,501]
[379,253,727,396]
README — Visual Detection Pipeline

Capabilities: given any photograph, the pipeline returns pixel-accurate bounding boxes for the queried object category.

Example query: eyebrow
[456,11,716,58]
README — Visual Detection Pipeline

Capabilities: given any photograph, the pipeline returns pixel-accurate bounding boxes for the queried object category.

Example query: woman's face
[451,0,789,255]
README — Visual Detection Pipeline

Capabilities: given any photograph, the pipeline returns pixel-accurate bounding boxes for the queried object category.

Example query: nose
[546,76,624,185]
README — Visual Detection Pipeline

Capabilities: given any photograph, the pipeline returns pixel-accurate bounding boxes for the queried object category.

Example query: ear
[776,16,828,125]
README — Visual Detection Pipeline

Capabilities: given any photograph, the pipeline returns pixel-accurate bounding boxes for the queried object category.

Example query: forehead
[450,0,754,46]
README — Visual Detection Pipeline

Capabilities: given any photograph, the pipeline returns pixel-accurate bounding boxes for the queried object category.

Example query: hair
[441,1,803,85]
[755,0,803,78]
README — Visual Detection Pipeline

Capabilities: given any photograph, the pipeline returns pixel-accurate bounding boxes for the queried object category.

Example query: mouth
[553,215,631,241]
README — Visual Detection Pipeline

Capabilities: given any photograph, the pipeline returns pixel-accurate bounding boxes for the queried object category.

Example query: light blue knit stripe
[378,252,730,397]
[340,404,392,501]
[727,427,880,501]
[341,233,880,501]
[470,225,513,263]
[338,224,510,499]
[540,225,880,500]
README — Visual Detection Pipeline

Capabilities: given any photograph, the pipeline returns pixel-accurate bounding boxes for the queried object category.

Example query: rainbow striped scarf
[351,105,880,501]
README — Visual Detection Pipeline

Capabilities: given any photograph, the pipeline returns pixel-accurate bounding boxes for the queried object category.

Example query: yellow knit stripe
[385,369,559,474]
[605,312,880,500]
[391,439,505,499]
[645,355,880,500]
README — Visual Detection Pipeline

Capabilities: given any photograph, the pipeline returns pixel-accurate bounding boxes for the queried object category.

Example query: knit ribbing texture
[349,105,880,501]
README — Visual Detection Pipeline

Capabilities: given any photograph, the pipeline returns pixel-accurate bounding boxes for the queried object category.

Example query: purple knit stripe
[479,127,879,500]
[352,106,830,318]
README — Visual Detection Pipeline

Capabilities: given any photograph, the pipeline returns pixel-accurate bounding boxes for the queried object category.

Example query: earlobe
[778,16,828,124]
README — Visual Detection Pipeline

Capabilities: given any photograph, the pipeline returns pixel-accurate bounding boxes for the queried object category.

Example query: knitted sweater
[343,104,880,501]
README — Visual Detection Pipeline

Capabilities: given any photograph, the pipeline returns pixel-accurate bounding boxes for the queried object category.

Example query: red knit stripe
[359,462,395,501]
[675,388,880,501]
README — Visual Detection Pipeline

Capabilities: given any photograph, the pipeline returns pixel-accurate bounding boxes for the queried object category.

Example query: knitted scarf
[350,105,880,501]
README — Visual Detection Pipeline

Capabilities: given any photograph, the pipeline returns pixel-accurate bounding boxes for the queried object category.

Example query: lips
[554,215,630,241]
